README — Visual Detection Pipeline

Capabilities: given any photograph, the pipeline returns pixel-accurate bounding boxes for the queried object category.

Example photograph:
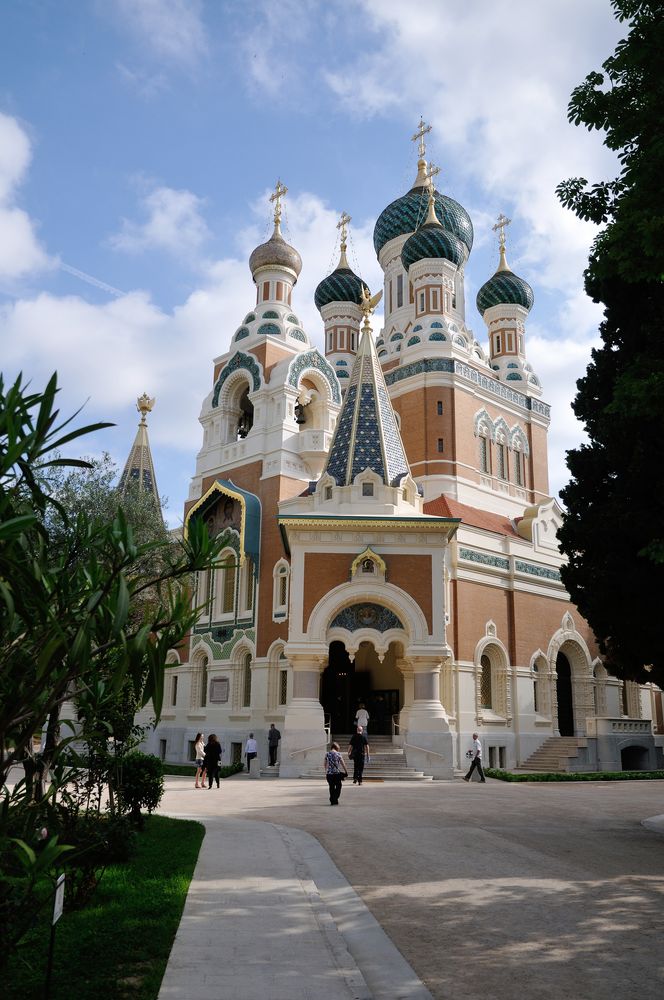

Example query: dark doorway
[321,641,356,734]
[368,690,400,736]
[556,653,574,736]
[621,746,648,771]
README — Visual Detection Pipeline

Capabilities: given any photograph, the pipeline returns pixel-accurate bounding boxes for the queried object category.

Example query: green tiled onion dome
[374,185,473,257]
[476,267,534,315]
[314,267,368,310]
[401,223,464,271]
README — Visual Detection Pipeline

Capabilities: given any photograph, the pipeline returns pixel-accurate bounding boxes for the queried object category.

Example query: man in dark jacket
[267,723,281,766]
[348,725,369,785]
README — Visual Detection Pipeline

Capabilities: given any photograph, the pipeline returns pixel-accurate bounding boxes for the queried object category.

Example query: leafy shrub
[484,768,664,783]
[117,753,164,827]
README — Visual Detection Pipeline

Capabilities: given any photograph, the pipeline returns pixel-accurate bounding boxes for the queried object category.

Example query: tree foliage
[0,372,222,791]
[556,1,664,688]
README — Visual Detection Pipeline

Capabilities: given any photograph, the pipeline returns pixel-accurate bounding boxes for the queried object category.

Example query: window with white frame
[279,668,288,705]
[431,288,440,311]
[351,330,356,351]
[190,655,208,710]
[396,274,403,308]
[327,330,333,352]
[240,556,254,615]
[418,291,425,313]
[513,448,523,487]
[339,328,346,350]
[273,560,290,620]
[496,441,507,481]
[532,664,539,713]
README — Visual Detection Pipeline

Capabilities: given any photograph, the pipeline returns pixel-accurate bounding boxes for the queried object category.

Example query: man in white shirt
[245,733,258,774]
[463,733,486,783]
[355,703,370,733]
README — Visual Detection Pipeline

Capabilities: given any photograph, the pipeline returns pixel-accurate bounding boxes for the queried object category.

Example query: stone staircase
[519,736,588,773]
[298,735,434,782]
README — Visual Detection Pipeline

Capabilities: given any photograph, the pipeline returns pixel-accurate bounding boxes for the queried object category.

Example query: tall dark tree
[556,0,664,688]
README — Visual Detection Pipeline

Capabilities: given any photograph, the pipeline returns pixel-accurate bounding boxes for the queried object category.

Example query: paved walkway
[158,775,664,1000]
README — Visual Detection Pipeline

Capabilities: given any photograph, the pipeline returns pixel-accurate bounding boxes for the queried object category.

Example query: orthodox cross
[337,211,351,250]
[411,117,432,159]
[492,213,512,250]
[270,179,288,226]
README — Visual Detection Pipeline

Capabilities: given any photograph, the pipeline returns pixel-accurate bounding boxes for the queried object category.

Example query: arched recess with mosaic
[287,350,342,406]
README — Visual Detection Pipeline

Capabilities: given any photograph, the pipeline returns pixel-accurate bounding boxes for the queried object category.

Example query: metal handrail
[391,714,400,736]
[288,743,328,758]
[403,742,446,760]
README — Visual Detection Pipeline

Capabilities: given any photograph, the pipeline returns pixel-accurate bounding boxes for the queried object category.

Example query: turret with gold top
[476,215,540,394]
[118,393,162,505]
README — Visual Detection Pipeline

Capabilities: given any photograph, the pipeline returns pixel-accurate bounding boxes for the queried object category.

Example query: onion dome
[249,219,302,282]
[401,223,464,271]
[373,159,474,257]
[314,242,368,310]
[476,244,534,315]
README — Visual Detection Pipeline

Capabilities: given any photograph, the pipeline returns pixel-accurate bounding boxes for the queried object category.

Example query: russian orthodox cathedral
[132,122,663,777]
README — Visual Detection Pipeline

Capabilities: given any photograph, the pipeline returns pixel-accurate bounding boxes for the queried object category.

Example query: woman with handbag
[324,741,348,806]
[194,732,206,788]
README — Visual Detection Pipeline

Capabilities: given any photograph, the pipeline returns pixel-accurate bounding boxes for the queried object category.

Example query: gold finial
[137,393,155,424]
[492,213,512,271]
[359,286,383,337]
[424,163,441,224]
[411,116,432,160]
[269,179,288,233]
[336,211,352,268]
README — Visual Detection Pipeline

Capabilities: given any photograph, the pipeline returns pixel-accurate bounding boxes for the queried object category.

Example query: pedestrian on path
[267,723,281,766]
[324,741,348,805]
[194,732,206,788]
[348,725,370,785]
[354,703,370,733]
[464,733,486,783]
[245,732,258,774]
[204,734,223,788]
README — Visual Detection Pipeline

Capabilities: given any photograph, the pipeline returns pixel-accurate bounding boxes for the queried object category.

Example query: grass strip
[485,768,664,782]
[5,814,204,1000]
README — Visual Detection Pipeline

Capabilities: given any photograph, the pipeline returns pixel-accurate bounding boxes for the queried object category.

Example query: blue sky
[1,0,625,525]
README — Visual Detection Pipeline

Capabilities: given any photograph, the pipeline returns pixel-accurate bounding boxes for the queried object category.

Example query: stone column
[279,652,327,777]
[398,655,454,778]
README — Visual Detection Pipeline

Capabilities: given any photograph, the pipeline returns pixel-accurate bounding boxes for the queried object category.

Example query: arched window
[533,663,539,713]
[242,653,252,708]
[480,654,492,709]
[479,432,490,474]
[273,560,290,621]
[190,654,208,710]
[217,549,237,618]
[621,681,629,717]
[240,556,254,614]
[496,434,508,481]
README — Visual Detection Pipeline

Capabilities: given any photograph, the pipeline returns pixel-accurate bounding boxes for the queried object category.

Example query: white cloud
[112,0,207,65]
[109,184,211,257]
[325,0,623,313]
[0,112,50,280]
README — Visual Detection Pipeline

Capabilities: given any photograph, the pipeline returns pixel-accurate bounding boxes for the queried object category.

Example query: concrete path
[158,775,664,1000]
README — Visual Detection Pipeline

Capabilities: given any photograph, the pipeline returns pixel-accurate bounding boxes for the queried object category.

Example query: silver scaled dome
[249,222,302,282]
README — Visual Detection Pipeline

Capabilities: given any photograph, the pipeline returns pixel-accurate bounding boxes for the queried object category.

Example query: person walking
[354,703,370,733]
[245,732,258,774]
[324,741,348,805]
[194,732,206,788]
[267,723,281,766]
[464,733,486,783]
[348,725,370,785]
[204,734,223,788]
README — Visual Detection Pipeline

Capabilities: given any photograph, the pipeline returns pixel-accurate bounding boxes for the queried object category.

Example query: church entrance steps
[299,735,434,781]
[519,736,588,773]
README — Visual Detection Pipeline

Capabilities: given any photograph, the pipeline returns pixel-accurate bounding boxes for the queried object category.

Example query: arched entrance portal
[556,652,574,736]
[321,640,403,736]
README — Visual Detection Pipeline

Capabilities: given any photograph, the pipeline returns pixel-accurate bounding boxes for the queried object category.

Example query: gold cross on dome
[425,162,440,189]
[269,179,288,225]
[492,213,512,249]
[411,117,432,158]
[337,211,351,248]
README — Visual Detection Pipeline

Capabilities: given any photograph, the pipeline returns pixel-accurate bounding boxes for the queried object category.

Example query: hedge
[484,768,664,782]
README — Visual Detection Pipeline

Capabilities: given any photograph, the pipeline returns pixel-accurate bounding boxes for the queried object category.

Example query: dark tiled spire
[118,393,160,500]
[324,307,411,487]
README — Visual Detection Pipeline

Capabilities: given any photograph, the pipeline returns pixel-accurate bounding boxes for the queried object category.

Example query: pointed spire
[118,394,160,503]
[324,290,412,488]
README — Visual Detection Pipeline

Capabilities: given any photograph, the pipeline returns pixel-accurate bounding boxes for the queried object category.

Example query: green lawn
[5,815,204,1000]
